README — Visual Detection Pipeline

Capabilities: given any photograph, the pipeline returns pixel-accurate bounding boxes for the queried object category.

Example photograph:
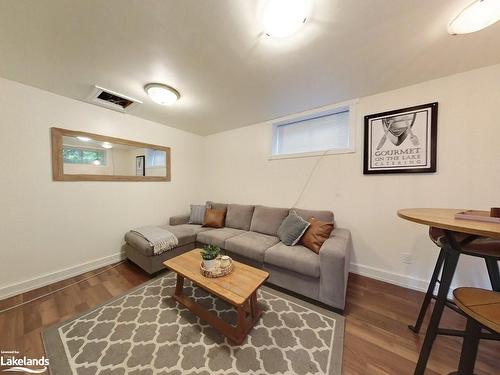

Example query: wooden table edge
[396,209,461,227]
[397,208,500,238]
[163,262,270,306]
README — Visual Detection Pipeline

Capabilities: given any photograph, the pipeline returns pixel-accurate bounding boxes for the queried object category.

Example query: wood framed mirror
[51,127,171,182]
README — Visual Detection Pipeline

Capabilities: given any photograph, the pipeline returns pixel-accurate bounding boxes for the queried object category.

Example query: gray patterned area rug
[43,272,344,375]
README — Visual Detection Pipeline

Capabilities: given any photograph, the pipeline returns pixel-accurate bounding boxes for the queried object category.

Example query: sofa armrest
[319,227,352,310]
[169,214,190,226]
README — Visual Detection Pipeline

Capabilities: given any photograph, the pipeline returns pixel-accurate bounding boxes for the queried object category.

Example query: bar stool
[409,227,500,333]
[449,288,500,375]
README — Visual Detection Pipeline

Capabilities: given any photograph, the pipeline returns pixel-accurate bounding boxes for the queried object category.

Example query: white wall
[0,77,203,298]
[201,64,500,292]
[1,64,499,299]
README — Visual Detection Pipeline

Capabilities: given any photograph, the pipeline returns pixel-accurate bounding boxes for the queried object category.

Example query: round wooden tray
[200,259,234,278]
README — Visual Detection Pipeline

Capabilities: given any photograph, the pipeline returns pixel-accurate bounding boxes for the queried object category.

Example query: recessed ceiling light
[145,83,180,105]
[77,136,91,142]
[102,142,113,149]
[262,0,310,38]
[448,0,500,35]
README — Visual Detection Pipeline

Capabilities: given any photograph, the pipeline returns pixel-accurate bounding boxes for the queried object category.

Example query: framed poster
[136,155,145,176]
[363,102,438,174]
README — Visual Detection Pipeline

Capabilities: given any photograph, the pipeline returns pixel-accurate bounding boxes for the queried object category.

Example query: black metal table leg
[455,318,482,375]
[409,247,446,333]
[485,257,500,292]
[414,232,461,375]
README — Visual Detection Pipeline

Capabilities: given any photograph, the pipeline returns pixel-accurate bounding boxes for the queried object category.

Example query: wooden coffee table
[164,249,269,344]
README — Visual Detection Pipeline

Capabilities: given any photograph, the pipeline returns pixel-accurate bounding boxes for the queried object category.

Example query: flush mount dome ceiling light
[262,0,310,38]
[76,136,91,142]
[102,142,113,149]
[145,83,180,106]
[448,0,500,35]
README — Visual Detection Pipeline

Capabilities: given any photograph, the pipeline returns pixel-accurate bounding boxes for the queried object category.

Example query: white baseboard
[0,255,457,302]
[350,262,458,298]
[350,262,430,292]
[0,252,125,301]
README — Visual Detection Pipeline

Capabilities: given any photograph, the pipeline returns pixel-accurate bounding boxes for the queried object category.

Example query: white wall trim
[0,252,125,300]
[350,262,459,298]
[350,262,430,292]
[268,148,356,160]
[0,254,461,302]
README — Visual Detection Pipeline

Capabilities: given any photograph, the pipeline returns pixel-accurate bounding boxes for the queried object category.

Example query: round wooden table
[397,208,500,375]
[398,208,500,239]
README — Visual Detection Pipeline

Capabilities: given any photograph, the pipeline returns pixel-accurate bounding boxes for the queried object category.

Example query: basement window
[63,147,107,165]
[271,102,355,159]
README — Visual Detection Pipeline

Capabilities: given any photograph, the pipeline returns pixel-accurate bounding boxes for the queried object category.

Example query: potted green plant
[201,244,220,270]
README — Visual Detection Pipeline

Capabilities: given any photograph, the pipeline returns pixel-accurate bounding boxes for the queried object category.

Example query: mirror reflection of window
[145,149,167,176]
[63,147,107,166]
[62,136,114,175]
[146,149,166,167]
[60,133,168,178]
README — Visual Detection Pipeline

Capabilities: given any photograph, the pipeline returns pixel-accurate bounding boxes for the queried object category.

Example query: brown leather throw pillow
[203,208,226,228]
[300,218,334,254]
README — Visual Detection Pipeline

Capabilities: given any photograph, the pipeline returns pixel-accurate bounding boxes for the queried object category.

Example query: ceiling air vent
[87,85,142,113]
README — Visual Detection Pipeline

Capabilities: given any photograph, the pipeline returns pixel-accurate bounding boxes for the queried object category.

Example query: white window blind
[145,149,166,168]
[273,109,351,156]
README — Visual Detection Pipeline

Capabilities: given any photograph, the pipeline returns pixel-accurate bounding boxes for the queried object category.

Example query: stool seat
[453,288,500,333]
[463,239,500,259]
[429,227,500,260]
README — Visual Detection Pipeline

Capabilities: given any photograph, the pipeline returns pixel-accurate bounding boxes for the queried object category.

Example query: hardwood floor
[0,261,498,374]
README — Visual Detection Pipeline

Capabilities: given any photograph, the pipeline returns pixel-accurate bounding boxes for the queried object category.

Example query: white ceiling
[1,0,499,135]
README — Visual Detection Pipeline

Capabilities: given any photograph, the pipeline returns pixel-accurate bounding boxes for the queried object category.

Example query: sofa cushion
[196,227,245,248]
[250,205,289,236]
[277,210,310,246]
[225,231,280,263]
[189,204,206,225]
[301,218,334,254]
[125,224,209,257]
[206,201,228,212]
[203,208,226,228]
[265,242,320,278]
[293,208,334,223]
[226,204,255,231]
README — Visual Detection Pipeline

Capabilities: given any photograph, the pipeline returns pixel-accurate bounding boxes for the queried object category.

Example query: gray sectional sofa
[124,202,352,310]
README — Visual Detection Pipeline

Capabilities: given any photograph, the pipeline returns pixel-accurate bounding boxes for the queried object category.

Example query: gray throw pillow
[189,204,206,225]
[277,210,310,246]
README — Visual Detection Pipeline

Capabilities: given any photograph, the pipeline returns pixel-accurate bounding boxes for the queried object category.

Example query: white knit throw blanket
[130,226,179,255]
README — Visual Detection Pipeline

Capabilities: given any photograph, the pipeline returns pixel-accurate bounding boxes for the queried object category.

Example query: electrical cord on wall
[0,260,127,314]
[291,149,330,208]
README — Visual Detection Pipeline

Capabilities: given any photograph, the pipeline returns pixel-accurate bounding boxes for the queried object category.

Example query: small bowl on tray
[200,256,234,278]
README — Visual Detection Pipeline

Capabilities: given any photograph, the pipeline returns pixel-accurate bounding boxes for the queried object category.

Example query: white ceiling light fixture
[262,0,311,38]
[102,142,113,149]
[145,83,180,106]
[92,160,101,166]
[448,0,500,35]
[76,136,91,142]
